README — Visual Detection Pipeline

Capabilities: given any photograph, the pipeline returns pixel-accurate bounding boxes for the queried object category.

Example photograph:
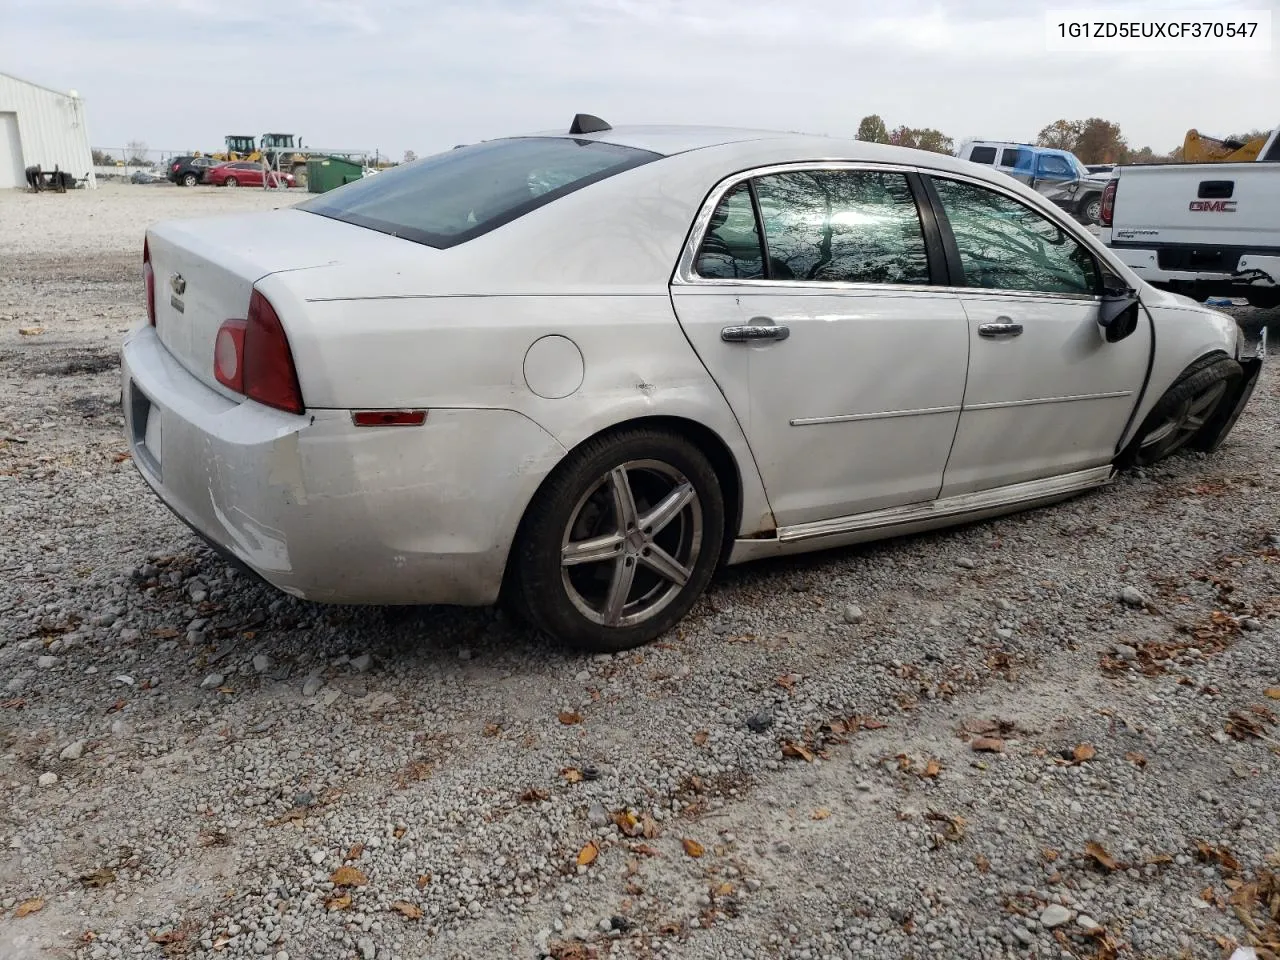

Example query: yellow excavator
[209,135,262,163]
[1182,129,1269,163]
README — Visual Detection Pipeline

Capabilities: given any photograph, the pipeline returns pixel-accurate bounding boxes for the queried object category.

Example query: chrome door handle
[721,322,790,343]
[978,318,1023,338]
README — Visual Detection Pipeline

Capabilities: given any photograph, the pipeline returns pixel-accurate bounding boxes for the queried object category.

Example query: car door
[925,174,1152,497]
[669,166,971,529]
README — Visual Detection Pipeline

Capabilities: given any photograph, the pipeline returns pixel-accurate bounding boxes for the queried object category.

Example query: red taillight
[171,163,180,172]
[1100,180,1117,228]
[215,291,304,414]
[143,238,156,326]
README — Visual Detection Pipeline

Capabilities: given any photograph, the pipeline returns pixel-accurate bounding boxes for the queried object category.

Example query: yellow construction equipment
[1181,129,1268,163]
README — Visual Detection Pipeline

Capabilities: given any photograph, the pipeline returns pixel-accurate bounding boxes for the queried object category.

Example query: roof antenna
[569,113,611,135]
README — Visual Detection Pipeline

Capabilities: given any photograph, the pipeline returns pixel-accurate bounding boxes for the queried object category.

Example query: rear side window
[1000,148,1026,167]
[300,137,660,249]
[696,184,765,279]
[969,146,997,164]
[753,170,931,285]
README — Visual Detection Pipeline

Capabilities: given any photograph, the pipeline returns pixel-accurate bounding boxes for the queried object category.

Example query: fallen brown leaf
[18,327,44,336]
[781,740,814,762]
[641,814,661,839]
[1085,841,1121,872]
[79,868,116,888]
[15,898,45,917]
[924,811,967,843]
[631,843,660,857]
[692,730,709,747]
[390,900,423,920]
[975,854,991,874]
[344,844,364,862]
[971,736,1004,753]
[561,767,583,784]
[558,711,583,725]
[1266,688,1280,700]
[325,893,352,911]
[519,787,549,803]
[576,841,599,867]
[812,807,831,821]
[393,826,406,840]
[1043,848,1060,862]
[329,866,368,887]
[1072,743,1096,764]
[416,874,432,889]
[149,931,185,945]
[482,723,501,737]
[612,810,641,836]
[1194,840,1241,873]
[681,838,705,858]
[1124,751,1148,768]
[924,758,943,778]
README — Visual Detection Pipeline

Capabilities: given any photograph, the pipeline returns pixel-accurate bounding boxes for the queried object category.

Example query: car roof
[515,123,999,182]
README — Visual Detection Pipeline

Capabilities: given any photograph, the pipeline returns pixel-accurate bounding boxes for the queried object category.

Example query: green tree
[856,114,889,144]
[91,148,114,166]
[1036,119,1084,151]
[886,126,953,154]
[1073,118,1129,164]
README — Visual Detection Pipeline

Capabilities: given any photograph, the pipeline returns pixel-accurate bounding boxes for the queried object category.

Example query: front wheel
[1079,194,1102,225]
[508,428,725,652]
[182,172,200,187]
[224,176,238,187]
[1117,356,1242,468]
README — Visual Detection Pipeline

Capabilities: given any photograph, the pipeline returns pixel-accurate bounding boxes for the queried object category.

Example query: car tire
[509,427,725,652]
[182,172,200,187]
[225,177,238,187]
[1079,194,1101,225]
[1116,355,1242,468]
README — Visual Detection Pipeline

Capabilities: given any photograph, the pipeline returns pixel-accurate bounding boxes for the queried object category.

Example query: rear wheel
[224,176,238,188]
[182,172,200,187]
[509,428,724,652]
[1117,356,1242,468]
[1079,194,1102,224]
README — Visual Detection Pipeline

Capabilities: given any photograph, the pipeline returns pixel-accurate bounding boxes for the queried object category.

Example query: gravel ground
[1,183,1278,960]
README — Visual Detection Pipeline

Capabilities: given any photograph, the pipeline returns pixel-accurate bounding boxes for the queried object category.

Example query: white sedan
[122,115,1262,651]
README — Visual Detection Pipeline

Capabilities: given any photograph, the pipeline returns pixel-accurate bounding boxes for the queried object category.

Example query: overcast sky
[4,0,1276,160]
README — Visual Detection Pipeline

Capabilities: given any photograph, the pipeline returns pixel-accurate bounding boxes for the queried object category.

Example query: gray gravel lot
[1,183,1278,960]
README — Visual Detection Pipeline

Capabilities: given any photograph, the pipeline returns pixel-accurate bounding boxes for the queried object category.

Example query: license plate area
[129,381,162,476]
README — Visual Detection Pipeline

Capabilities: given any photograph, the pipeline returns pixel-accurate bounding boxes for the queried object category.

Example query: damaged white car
[122,115,1262,651]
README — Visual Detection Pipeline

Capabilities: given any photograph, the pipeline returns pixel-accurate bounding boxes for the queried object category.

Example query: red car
[206,161,296,188]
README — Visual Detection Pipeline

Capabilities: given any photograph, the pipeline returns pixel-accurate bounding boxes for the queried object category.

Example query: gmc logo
[1189,200,1237,212]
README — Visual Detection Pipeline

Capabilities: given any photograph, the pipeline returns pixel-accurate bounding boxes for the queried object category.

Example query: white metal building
[0,72,96,189]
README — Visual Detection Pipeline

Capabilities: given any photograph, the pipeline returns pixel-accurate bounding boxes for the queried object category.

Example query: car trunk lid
[145,209,412,397]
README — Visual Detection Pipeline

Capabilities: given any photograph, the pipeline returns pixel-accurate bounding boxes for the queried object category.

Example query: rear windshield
[299,137,661,249]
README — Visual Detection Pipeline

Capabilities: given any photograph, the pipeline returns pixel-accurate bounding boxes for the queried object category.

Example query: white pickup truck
[1100,126,1280,309]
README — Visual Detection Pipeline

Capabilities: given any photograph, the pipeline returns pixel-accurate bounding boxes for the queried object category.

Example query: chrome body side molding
[727,465,1113,564]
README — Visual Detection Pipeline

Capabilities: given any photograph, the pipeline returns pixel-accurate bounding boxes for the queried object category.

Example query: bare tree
[125,140,149,165]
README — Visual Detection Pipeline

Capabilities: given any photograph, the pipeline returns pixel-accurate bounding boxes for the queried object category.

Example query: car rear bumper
[121,325,566,605]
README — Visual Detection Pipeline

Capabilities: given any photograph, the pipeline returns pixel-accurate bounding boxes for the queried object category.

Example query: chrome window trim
[673,160,1106,303]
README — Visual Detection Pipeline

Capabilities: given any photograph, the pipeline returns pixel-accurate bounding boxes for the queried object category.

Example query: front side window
[1036,155,1074,179]
[300,137,660,249]
[695,184,765,279]
[751,170,931,285]
[930,177,1100,296]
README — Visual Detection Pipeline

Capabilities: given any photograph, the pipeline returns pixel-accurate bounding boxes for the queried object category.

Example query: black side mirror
[1097,266,1140,342]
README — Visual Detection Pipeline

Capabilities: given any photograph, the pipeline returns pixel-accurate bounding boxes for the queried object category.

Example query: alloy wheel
[560,460,703,628]
[1137,379,1227,463]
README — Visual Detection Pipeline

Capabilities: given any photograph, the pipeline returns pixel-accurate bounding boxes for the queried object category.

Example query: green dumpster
[306,155,364,194]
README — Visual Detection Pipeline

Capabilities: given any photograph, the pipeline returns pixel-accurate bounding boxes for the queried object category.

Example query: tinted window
[931,177,1100,295]
[969,146,997,164]
[752,171,930,285]
[695,184,764,279]
[1000,148,1026,167]
[300,137,660,249]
